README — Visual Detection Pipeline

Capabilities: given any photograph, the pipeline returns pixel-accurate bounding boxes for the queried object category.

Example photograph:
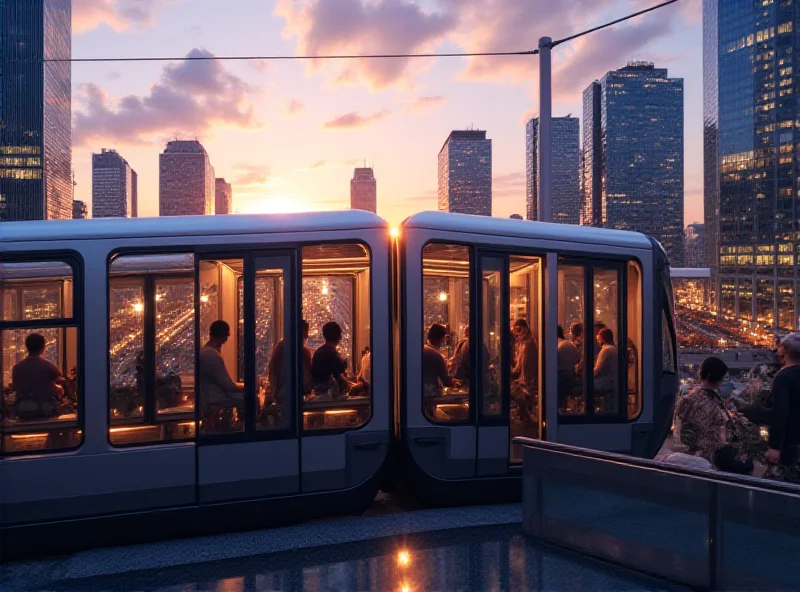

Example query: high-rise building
[159,140,215,216]
[0,0,72,221]
[510,214,523,220]
[581,62,684,265]
[684,223,706,268]
[72,200,87,219]
[704,0,800,336]
[526,116,580,224]
[92,149,137,218]
[438,130,492,216]
[215,177,232,215]
[350,167,377,213]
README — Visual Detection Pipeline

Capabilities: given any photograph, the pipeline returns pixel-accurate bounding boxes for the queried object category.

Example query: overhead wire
[31,0,683,64]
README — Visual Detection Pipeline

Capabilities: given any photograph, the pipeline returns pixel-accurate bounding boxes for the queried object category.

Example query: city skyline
[438,130,492,216]
[92,148,138,218]
[526,116,580,224]
[159,140,215,216]
[66,1,703,226]
[350,167,377,213]
[215,177,233,215]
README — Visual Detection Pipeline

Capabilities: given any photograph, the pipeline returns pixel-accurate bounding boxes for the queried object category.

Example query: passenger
[423,323,453,398]
[448,325,470,382]
[310,321,349,397]
[593,328,618,395]
[358,349,371,386]
[199,320,244,426]
[11,333,66,420]
[267,320,312,399]
[571,322,584,370]
[511,319,538,394]
[764,333,800,482]
[557,325,580,395]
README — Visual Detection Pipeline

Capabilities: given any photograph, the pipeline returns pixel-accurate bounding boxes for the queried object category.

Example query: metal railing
[516,437,800,590]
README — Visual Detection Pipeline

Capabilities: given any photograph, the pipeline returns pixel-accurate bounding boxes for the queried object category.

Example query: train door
[196,252,300,503]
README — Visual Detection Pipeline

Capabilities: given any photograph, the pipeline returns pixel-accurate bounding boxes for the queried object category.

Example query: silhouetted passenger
[557,325,580,396]
[593,328,618,390]
[448,325,471,382]
[764,333,800,482]
[199,321,244,423]
[571,322,584,369]
[511,319,538,394]
[310,322,349,396]
[423,323,453,398]
[268,320,312,398]
[11,333,65,420]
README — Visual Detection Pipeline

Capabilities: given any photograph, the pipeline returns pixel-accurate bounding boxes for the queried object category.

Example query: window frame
[557,254,643,425]
[1,250,85,457]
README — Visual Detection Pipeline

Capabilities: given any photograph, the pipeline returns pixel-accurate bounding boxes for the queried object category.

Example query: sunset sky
[71,0,703,226]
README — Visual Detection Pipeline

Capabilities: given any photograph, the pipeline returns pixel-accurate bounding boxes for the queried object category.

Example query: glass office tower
[0,0,72,221]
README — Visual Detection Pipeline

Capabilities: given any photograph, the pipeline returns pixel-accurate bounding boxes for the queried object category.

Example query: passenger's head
[699,356,728,388]
[557,325,565,340]
[25,333,47,356]
[302,320,309,340]
[322,321,342,344]
[571,322,583,339]
[209,320,231,346]
[512,319,530,341]
[597,328,614,345]
[779,333,800,365]
[427,323,447,347]
[594,322,606,337]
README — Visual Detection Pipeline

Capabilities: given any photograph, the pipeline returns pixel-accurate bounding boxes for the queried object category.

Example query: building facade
[704,0,800,338]
[72,200,87,219]
[159,140,215,216]
[0,0,72,221]
[92,149,137,218]
[350,167,377,213]
[438,130,492,216]
[684,223,706,268]
[526,116,580,224]
[581,63,684,265]
[215,177,232,215]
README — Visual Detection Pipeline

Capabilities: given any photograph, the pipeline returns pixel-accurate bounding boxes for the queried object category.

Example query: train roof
[2,210,388,243]
[402,212,653,250]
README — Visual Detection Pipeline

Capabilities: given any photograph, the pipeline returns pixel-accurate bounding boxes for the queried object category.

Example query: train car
[393,213,677,504]
[1,211,391,559]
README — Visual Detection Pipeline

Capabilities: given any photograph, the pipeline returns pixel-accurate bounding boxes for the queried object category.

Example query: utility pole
[537,36,553,224]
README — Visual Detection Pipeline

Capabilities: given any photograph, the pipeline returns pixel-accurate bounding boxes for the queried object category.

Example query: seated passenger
[267,319,312,400]
[557,325,580,395]
[571,322,584,367]
[310,321,349,397]
[11,333,66,420]
[593,328,618,395]
[358,350,371,386]
[511,319,538,394]
[423,323,453,398]
[448,325,470,382]
[199,320,244,420]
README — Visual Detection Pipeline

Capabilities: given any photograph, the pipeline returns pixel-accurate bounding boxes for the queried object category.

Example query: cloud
[323,109,389,129]
[73,0,178,34]
[301,159,361,171]
[405,95,448,113]
[285,99,307,116]
[275,0,455,89]
[493,171,526,198]
[72,48,260,147]
[231,163,271,187]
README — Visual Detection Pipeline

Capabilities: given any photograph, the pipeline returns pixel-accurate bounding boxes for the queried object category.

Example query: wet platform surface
[5,504,682,592]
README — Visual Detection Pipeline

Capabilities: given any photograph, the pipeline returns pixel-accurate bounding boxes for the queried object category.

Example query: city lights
[132,302,144,313]
[439,292,448,302]
[397,550,411,567]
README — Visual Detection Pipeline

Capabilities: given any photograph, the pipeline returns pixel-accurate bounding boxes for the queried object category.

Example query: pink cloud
[285,99,307,116]
[405,95,448,113]
[275,0,455,89]
[323,109,390,129]
[231,163,271,187]
[73,0,179,34]
[72,48,260,147]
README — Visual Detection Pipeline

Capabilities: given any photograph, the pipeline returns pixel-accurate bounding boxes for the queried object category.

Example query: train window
[109,254,196,445]
[509,255,542,461]
[301,244,371,431]
[255,261,289,431]
[627,262,642,419]
[1,260,82,455]
[558,264,586,415]
[422,243,470,423]
[592,267,620,415]
[481,257,503,416]
[198,258,245,436]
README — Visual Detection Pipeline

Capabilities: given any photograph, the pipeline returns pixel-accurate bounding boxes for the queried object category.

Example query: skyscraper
[438,130,492,216]
[92,149,138,218]
[704,0,800,335]
[159,140,215,216]
[215,177,232,215]
[581,63,684,265]
[72,200,87,219]
[526,116,580,224]
[350,167,377,213]
[684,223,706,268]
[0,0,72,221]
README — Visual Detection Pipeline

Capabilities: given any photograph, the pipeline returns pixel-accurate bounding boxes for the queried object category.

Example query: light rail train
[0,211,677,559]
